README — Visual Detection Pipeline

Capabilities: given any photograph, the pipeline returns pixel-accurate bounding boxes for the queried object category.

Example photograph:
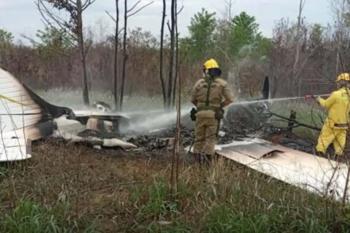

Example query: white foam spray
[122,106,192,134]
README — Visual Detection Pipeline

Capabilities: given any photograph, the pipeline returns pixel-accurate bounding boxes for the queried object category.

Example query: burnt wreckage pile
[123,101,315,154]
[223,103,315,153]
[0,68,316,162]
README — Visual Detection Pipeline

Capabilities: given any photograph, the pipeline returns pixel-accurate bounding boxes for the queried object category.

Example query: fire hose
[188,95,327,157]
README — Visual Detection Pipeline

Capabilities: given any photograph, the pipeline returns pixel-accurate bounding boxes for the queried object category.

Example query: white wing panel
[0,68,39,161]
[0,129,31,161]
[0,69,42,132]
[217,140,350,202]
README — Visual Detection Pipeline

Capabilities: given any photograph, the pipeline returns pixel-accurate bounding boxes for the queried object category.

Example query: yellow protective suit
[316,87,350,155]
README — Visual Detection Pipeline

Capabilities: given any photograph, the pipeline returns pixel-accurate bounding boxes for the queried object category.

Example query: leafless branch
[37,1,64,27]
[36,0,77,40]
[82,0,96,10]
[85,40,93,55]
[20,35,39,46]
[118,28,125,36]
[127,1,154,17]
[127,0,142,13]
[294,44,322,80]
[105,10,116,22]
[167,21,171,33]
[177,5,184,15]
[105,11,124,36]
[68,0,76,5]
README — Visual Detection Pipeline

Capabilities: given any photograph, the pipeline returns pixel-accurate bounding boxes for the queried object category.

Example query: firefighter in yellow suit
[316,73,350,156]
[191,58,234,162]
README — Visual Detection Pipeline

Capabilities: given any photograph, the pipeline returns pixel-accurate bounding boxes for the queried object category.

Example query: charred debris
[117,101,315,154]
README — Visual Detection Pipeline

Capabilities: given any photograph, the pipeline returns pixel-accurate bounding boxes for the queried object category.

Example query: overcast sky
[0,0,333,43]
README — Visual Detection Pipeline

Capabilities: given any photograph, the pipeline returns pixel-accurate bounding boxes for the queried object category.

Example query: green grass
[126,161,350,233]
[141,178,178,218]
[203,205,273,233]
[0,166,9,179]
[202,204,337,233]
[1,199,97,233]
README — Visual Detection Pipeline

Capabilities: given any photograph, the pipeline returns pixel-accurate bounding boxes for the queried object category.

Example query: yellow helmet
[336,73,350,82]
[203,58,219,70]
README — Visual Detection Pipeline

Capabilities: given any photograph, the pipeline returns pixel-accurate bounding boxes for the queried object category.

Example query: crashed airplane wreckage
[2,67,350,202]
[0,68,136,161]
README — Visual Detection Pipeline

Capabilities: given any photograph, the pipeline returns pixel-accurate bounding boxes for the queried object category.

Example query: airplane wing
[217,139,350,202]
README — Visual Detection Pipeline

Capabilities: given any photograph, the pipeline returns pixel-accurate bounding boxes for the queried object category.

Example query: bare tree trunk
[106,0,152,110]
[167,0,176,109]
[36,0,96,104]
[120,0,128,110]
[113,0,120,110]
[172,8,179,108]
[336,40,345,74]
[293,0,305,96]
[335,0,347,75]
[225,0,234,20]
[336,49,341,75]
[159,0,166,109]
[77,0,89,105]
[0,47,2,65]
[170,55,181,197]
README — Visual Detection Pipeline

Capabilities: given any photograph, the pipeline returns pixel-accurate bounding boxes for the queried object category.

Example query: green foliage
[0,28,14,45]
[0,166,8,176]
[184,8,216,60]
[202,204,335,233]
[203,205,272,233]
[309,24,324,49]
[178,37,193,57]
[183,9,271,65]
[253,35,273,60]
[1,200,97,233]
[230,11,260,55]
[36,26,72,57]
[141,179,178,218]
[133,179,183,232]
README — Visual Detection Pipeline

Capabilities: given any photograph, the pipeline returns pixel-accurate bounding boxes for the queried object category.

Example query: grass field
[0,140,349,233]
